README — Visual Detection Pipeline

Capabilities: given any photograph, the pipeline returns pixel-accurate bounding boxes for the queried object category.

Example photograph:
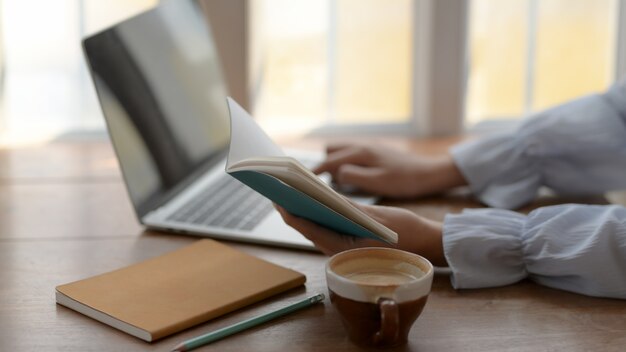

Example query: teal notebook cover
[229,170,387,243]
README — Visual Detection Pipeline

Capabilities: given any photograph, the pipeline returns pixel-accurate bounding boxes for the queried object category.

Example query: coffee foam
[327,249,433,304]
[334,258,426,284]
[346,270,419,286]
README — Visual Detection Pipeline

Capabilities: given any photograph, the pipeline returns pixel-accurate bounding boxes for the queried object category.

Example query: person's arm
[277,201,626,299]
[275,203,448,266]
[312,144,466,199]
[443,204,626,299]
[453,81,626,209]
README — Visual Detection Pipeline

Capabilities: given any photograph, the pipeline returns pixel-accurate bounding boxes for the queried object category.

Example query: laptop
[83,0,372,250]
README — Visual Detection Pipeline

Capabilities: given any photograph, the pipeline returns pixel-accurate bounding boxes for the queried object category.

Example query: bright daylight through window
[0,0,157,146]
[467,0,618,125]
[253,0,620,132]
[250,0,413,134]
[0,0,621,145]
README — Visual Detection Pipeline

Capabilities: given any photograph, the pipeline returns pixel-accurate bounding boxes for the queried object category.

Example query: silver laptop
[83,0,372,250]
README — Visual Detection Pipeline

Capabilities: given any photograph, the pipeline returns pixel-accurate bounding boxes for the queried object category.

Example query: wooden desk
[1,138,625,351]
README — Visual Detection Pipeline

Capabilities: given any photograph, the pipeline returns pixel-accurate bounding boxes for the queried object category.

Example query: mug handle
[374,298,399,345]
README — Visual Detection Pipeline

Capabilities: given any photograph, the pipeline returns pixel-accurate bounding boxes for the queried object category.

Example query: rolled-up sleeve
[443,204,626,299]
[451,81,626,209]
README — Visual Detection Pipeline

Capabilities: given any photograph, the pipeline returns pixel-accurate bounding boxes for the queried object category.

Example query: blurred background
[0,0,623,146]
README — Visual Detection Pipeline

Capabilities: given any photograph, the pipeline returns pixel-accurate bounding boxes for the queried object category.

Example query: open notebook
[55,240,306,341]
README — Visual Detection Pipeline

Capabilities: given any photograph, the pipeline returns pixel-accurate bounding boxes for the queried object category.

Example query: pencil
[171,293,325,351]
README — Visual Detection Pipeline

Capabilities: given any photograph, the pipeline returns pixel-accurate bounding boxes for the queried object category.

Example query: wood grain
[1,138,625,352]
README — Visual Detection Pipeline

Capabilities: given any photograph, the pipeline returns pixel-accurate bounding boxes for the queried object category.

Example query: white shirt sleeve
[442,204,626,299]
[451,81,626,209]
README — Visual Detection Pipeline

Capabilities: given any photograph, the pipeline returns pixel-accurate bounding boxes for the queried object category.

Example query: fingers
[313,146,371,175]
[335,164,385,193]
[274,205,385,255]
[325,143,358,154]
[348,202,416,233]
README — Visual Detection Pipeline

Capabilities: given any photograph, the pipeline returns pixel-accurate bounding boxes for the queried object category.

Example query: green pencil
[171,293,325,351]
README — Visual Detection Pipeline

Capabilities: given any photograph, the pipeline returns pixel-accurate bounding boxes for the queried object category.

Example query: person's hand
[275,203,448,267]
[313,144,466,199]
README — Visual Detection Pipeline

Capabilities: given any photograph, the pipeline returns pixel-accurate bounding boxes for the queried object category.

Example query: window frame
[238,0,625,137]
[465,0,626,134]
[617,0,626,81]
[304,0,468,137]
[241,0,468,137]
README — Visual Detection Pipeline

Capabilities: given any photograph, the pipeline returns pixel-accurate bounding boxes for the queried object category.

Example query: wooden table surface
[1,137,625,352]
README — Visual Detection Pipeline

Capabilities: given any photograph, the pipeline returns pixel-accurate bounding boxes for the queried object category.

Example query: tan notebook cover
[55,240,306,342]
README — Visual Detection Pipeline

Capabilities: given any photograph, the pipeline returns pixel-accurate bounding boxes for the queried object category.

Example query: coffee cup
[326,247,433,348]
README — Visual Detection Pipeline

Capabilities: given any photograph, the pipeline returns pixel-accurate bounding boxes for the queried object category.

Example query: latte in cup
[345,268,424,285]
[326,248,433,348]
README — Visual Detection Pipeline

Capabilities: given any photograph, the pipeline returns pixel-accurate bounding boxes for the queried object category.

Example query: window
[466,0,619,125]
[0,0,157,146]
[252,0,624,135]
[1,1,623,145]
[250,0,413,134]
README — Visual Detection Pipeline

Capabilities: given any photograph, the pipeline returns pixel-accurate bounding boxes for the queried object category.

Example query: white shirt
[444,81,626,299]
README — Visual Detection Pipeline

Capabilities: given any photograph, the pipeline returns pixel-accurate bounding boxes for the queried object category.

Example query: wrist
[435,154,467,190]
[410,154,467,197]
[399,213,447,267]
[423,218,447,267]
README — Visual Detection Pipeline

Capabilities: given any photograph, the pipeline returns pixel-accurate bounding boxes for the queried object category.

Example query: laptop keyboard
[167,175,273,231]
[167,156,319,231]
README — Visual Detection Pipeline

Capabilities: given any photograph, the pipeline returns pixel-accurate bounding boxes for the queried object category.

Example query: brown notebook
[55,240,306,342]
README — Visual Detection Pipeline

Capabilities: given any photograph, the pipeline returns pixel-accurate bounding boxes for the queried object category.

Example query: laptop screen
[83,0,231,217]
